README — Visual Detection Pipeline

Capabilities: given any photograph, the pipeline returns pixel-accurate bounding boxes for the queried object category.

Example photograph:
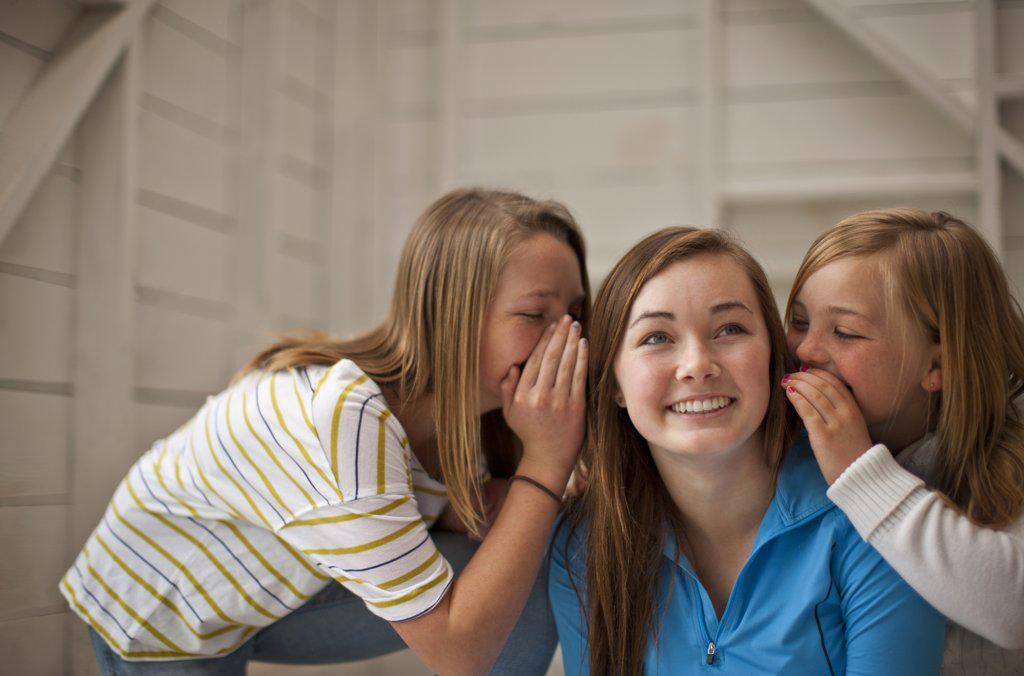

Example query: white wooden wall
[1,1,1022,675]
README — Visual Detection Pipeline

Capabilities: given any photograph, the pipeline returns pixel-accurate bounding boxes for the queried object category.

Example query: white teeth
[672,397,731,414]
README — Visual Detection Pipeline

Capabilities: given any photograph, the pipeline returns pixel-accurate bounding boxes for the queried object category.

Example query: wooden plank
[132,401,194,456]
[470,0,686,31]
[0,274,74,383]
[0,169,77,275]
[136,204,232,304]
[0,505,68,617]
[0,41,47,127]
[0,389,70,498]
[0,612,68,675]
[697,0,723,228]
[135,304,232,393]
[997,3,1024,77]
[160,0,235,43]
[0,0,80,53]
[976,0,1001,256]
[726,172,978,203]
[0,0,156,248]
[69,43,139,557]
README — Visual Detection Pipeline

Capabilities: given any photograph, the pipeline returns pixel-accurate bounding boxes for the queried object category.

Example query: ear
[614,389,626,408]
[920,344,942,393]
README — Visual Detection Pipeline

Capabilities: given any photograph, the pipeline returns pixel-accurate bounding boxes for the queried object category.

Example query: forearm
[829,445,1024,648]
[396,457,570,674]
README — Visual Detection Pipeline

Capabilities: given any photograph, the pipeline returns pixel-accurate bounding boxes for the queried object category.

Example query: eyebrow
[792,300,872,321]
[629,301,752,330]
[517,290,587,306]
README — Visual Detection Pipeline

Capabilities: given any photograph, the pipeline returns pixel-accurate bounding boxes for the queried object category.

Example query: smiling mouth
[668,396,735,415]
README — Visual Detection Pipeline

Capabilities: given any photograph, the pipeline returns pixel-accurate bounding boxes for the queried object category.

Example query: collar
[662,432,834,566]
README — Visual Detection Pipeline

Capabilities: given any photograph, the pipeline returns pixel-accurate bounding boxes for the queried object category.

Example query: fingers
[784,385,824,426]
[570,337,588,404]
[784,377,836,424]
[520,322,557,388]
[536,316,574,390]
[554,321,582,394]
[500,365,520,417]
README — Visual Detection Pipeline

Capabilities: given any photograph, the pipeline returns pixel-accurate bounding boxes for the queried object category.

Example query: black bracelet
[509,474,562,506]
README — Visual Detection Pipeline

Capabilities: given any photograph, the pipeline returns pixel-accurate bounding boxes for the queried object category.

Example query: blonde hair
[563,227,796,676]
[788,208,1024,527]
[237,187,590,537]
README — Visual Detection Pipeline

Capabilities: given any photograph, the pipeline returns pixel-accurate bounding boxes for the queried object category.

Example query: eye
[788,316,809,331]
[834,328,863,341]
[716,323,747,338]
[517,312,545,321]
[641,331,670,346]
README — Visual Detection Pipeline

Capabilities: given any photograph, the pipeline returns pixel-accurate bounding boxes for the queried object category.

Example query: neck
[650,432,773,542]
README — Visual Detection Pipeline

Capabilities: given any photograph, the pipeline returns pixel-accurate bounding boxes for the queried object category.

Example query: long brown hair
[788,208,1024,527]
[236,187,590,536]
[563,227,795,676]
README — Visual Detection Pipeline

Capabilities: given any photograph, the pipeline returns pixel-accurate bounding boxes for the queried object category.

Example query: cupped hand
[500,315,587,481]
[782,367,874,485]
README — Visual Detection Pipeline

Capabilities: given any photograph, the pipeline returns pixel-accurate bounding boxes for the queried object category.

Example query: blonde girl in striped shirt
[62,187,591,675]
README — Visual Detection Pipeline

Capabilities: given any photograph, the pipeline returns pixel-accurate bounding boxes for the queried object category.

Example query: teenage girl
[61,187,590,675]
[783,209,1024,671]
[548,227,943,675]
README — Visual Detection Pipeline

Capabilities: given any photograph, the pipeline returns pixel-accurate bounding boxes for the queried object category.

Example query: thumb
[500,365,520,416]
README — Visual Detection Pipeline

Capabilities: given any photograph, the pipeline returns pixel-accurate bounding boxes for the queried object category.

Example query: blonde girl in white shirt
[64,187,590,675]
[782,208,1024,672]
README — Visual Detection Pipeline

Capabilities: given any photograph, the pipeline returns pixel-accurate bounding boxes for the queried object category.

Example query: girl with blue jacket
[548,227,944,675]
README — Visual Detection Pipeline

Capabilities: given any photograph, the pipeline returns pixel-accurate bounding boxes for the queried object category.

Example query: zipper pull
[706,641,716,665]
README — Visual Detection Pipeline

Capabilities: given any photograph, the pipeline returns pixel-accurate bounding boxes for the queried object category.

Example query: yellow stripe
[369,567,451,609]
[283,496,411,528]
[279,371,343,500]
[292,369,319,436]
[312,368,331,402]
[413,484,448,498]
[95,534,238,640]
[303,519,423,556]
[111,501,241,626]
[380,550,441,590]
[155,442,201,519]
[242,390,317,510]
[124,480,280,622]
[81,544,187,653]
[330,375,369,485]
[203,408,272,528]
[377,410,392,495]
[275,536,331,581]
[226,392,295,518]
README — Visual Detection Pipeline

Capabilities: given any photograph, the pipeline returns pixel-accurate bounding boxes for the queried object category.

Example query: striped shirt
[61,359,456,660]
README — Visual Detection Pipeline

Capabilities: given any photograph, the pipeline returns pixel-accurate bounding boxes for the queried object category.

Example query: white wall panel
[997,3,1024,74]
[161,0,237,43]
[0,275,72,383]
[0,42,44,127]
[0,390,69,498]
[0,171,77,275]
[284,0,321,89]
[386,45,437,110]
[860,9,973,82]
[136,206,232,304]
[468,30,695,101]
[470,0,686,28]
[0,0,77,51]
[0,614,67,676]
[271,250,320,322]
[465,108,697,177]
[272,172,318,240]
[278,94,319,167]
[726,96,971,168]
[144,14,231,125]
[138,110,229,214]
[0,506,68,615]
[381,0,435,39]
[132,401,195,459]
[135,304,232,393]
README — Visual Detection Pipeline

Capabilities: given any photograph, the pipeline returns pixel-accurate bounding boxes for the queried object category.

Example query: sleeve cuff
[826,444,928,540]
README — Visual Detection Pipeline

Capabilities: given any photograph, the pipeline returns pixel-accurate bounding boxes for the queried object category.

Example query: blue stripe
[343,533,431,573]
[255,374,330,502]
[73,561,134,641]
[301,367,315,393]
[211,399,286,524]
[395,577,453,622]
[352,393,383,499]
[136,468,174,516]
[101,518,205,623]
[186,518,297,613]
[186,465,215,508]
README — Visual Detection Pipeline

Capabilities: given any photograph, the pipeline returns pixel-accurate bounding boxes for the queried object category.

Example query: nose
[674,340,720,382]
[794,328,829,367]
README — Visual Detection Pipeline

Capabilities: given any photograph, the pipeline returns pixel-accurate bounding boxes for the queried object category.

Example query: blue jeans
[89,532,557,675]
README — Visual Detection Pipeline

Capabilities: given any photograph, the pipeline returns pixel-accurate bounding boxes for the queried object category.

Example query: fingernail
[571,320,581,331]
[562,314,572,325]
[787,386,795,394]
[799,366,809,373]
[580,338,587,347]
[781,374,790,384]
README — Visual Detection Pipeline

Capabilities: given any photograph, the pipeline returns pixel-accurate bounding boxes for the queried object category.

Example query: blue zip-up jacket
[548,436,945,675]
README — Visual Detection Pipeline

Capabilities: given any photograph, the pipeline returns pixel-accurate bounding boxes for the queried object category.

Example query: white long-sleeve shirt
[828,435,1024,674]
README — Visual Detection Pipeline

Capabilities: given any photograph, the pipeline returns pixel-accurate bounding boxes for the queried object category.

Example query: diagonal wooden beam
[0,0,156,247]
[801,0,1024,180]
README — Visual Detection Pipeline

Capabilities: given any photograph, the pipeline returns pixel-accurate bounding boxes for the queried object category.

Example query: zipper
[706,641,716,665]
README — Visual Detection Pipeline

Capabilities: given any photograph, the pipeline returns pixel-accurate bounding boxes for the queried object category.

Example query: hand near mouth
[781,367,873,485]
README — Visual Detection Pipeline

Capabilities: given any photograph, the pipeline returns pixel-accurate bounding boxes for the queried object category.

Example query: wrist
[514,456,573,496]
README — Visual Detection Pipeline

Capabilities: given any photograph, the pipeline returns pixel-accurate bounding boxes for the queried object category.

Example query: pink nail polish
[799,366,809,373]
[781,374,790,384]
[787,386,795,394]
